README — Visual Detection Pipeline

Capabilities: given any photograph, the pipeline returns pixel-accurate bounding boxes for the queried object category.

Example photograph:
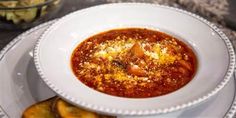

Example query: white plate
[0,20,236,118]
[34,3,235,115]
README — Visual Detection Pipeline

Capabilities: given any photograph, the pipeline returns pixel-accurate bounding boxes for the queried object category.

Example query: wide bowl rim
[34,3,236,116]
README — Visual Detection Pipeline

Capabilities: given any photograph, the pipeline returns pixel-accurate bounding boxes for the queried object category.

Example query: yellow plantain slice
[54,98,115,118]
[22,97,57,118]
[55,98,98,118]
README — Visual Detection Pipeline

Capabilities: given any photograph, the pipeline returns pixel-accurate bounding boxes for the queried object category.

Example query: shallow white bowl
[34,3,235,116]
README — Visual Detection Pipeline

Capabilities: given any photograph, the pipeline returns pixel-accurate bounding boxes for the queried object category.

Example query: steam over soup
[71,28,197,98]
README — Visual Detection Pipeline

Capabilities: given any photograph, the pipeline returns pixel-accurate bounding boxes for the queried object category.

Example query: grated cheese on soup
[71,28,197,98]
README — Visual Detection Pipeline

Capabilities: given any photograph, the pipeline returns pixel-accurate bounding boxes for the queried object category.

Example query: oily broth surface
[71,28,197,98]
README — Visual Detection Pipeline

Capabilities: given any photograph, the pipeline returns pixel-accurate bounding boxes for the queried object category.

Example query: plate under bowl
[34,3,235,116]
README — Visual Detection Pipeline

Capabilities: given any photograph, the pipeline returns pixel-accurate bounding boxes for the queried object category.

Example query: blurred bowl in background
[0,0,64,30]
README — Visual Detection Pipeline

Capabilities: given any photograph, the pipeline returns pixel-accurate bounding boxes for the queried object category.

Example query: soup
[71,28,197,98]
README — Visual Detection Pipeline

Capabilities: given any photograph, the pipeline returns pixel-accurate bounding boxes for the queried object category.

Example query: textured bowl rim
[34,3,236,116]
[225,72,236,118]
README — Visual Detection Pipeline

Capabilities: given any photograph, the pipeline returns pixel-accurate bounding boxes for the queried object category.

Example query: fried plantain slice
[54,98,115,118]
[22,97,57,118]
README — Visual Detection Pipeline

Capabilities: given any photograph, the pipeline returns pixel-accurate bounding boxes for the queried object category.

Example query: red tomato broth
[71,28,197,98]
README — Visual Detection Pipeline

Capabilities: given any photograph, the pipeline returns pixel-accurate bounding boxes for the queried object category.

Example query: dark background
[0,0,107,50]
